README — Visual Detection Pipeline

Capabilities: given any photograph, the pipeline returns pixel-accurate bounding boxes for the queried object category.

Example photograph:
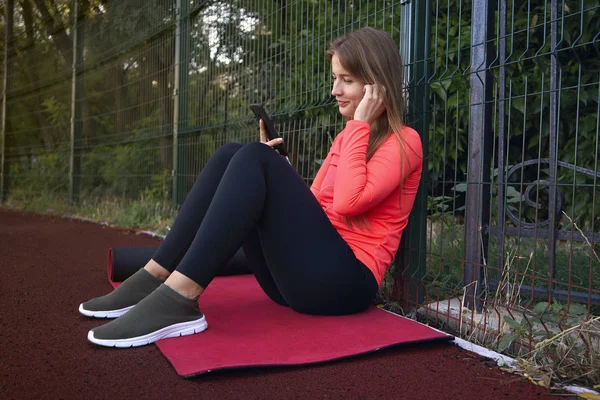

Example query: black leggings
[152,142,377,315]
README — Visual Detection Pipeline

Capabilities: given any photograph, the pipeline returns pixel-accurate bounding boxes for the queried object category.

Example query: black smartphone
[250,103,289,157]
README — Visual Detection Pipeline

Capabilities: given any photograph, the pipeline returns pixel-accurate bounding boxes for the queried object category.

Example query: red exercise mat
[109,274,451,377]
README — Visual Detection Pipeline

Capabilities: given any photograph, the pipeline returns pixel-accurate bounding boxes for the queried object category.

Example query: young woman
[80,27,423,348]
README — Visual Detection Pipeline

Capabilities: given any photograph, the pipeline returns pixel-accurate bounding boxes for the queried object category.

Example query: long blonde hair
[326,27,407,228]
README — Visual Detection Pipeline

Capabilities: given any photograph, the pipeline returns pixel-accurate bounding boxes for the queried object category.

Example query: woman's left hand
[353,84,386,125]
[259,119,284,150]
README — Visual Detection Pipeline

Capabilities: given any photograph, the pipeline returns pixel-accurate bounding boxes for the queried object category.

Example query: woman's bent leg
[241,229,288,306]
[79,143,243,319]
[151,143,243,271]
[87,143,377,346]
[173,143,377,315]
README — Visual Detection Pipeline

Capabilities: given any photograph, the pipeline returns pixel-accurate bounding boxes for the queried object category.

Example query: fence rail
[1,0,599,366]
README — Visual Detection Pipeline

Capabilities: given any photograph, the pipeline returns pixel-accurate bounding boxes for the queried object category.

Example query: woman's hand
[259,119,284,149]
[353,84,386,125]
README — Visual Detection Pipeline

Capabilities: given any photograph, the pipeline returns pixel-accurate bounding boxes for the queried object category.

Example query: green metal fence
[2,0,599,378]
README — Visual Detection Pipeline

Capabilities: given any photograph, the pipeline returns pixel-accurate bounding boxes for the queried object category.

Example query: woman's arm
[333,120,420,216]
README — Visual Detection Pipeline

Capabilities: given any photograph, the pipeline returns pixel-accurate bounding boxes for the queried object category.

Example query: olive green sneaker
[87,284,207,348]
[79,268,163,318]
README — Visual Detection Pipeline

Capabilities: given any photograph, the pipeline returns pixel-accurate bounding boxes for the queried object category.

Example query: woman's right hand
[353,84,386,125]
[259,119,284,150]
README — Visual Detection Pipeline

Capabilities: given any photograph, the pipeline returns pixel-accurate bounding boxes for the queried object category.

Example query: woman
[80,27,423,348]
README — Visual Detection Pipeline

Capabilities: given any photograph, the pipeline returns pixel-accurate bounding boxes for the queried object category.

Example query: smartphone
[250,103,289,157]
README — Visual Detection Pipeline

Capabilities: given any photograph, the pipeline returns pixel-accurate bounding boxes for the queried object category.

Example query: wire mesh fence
[1,0,599,382]
[420,0,599,355]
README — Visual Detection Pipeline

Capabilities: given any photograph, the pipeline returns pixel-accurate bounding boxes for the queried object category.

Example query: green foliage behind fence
[3,1,598,222]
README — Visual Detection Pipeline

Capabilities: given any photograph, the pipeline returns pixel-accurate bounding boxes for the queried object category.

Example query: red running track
[0,208,570,400]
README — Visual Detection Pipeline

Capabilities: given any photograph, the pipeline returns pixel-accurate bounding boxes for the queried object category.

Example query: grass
[4,189,177,236]
[425,217,600,304]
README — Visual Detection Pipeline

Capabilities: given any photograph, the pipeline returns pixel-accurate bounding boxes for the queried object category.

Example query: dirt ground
[0,208,573,399]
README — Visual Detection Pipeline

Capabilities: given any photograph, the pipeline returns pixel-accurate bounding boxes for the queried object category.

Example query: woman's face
[331,54,365,119]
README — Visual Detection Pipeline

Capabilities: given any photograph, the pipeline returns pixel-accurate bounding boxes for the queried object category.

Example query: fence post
[464,0,495,310]
[399,0,431,310]
[172,0,190,206]
[546,0,559,298]
[1,0,14,203]
[69,0,84,205]
[496,0,507,287]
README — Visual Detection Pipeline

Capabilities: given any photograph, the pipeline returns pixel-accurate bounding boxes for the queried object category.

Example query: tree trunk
[19,0,47,149]
[21,0,35,48]
[158,71,173,171]
[31,0,73,69]
[157,34,175,171]
[1,0,15,202]
[114,64,127,136]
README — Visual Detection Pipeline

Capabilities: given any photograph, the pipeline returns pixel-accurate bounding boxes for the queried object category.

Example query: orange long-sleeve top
[310,120,423,287]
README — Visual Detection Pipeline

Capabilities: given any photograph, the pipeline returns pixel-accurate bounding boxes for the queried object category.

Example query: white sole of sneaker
[78,303,133,319]
[87,316,208,348]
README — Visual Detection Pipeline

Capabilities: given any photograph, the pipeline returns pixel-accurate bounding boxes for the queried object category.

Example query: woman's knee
[233,142,275,161]
[212,142,244,164]
[227,142,281,170]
